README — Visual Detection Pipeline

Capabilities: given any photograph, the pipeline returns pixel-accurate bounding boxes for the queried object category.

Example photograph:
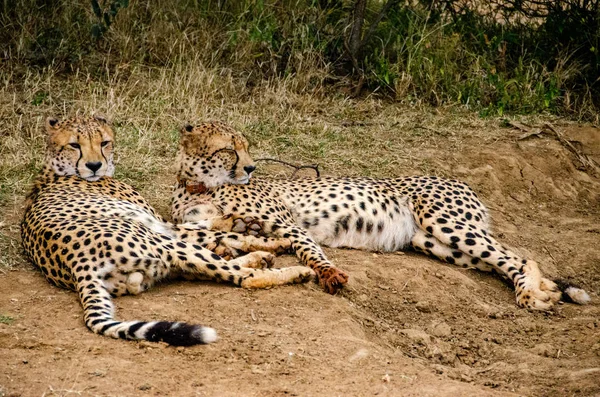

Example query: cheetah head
[44,115,115,182]
[176,122,256,189]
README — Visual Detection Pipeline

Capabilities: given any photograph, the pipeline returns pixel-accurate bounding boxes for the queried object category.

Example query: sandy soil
[1,124,599,397]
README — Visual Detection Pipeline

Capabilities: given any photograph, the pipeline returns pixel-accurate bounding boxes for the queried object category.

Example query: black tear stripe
[75,147,83,174]
[101,147,108,167]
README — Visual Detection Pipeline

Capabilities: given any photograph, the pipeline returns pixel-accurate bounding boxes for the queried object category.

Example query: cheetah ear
[45,116,60,133]
[181,124,194,134]
[93,114,111,125]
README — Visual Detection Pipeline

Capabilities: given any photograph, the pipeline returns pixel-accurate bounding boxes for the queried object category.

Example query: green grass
[0,315,15,325]
[1,1,598,119]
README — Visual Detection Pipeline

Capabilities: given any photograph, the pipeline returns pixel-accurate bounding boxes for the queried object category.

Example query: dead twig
[509,120,548,140]
[543,123,600,177]
[414,125,449,136]
[510,120,600,177]
[544,245,558,265]
[255,158,320,178]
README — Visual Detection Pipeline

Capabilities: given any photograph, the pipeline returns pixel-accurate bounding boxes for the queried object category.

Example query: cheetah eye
[101,141,111,147]
[69,143,81,149]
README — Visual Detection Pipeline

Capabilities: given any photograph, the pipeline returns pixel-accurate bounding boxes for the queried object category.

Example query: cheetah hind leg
[410,229,495,273]
[417,217,582,310]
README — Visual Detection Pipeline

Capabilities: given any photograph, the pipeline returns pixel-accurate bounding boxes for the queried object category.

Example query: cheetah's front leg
[173,226,291,260]
[264,222,349,294]
[162,239,313,288]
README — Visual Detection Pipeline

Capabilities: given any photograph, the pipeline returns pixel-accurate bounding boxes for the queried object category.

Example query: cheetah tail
[553,279,591,305]
[79,279,217,345]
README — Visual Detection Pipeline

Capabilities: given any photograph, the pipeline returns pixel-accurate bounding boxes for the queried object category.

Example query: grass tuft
[0,314,15,325]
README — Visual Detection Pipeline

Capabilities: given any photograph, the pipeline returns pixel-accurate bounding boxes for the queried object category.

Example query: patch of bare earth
[1,124,599,397]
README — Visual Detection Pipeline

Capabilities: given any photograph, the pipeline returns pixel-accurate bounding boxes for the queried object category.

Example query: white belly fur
[303,198,418,252]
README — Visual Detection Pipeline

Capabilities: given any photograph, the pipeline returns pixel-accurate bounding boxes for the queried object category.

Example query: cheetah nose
[86,161,102,173]
[244,165,256,175]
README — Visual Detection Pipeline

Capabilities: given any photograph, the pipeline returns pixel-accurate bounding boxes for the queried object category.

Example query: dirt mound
[1,125,599,396]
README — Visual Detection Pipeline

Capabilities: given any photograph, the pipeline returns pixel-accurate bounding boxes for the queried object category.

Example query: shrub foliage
[1,0,598,119]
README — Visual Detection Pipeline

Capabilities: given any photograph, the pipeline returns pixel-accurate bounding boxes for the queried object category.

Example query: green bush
[0,0,597,119]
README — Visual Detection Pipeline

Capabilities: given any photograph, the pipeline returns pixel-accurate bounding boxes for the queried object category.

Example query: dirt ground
[1,123,599,397]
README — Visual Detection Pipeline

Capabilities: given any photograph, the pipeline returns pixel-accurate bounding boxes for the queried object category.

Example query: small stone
[349,348,369,362]
[415,301,431,313]
[586,322,595,329]
[487,311,503,319]
[400,329,431,345]
[531,343,555,357]
[430,322,452,338]
[460,374,473,382]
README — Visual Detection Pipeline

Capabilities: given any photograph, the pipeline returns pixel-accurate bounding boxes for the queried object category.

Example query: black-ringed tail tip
[93,320,219,346]
[555,279,592,305]
[139,322,218,346]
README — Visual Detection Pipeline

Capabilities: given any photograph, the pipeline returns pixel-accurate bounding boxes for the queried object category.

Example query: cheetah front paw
[317,267,349,294]
[516,279,560,311]
[230,251,275,269]
[294,267,316,283]
[231,216,265,236]
[204,242,236,260]
[210,214,235,231]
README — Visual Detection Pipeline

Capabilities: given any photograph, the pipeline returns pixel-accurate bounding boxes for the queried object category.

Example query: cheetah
[171,122,590,310]
[21,116,313,346]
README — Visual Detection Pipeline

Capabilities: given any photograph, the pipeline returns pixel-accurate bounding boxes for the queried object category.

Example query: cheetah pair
[22,116,590,346]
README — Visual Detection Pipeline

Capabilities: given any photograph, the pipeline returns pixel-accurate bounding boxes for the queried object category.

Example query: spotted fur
[21,116,313,346]
[171,122,590,310]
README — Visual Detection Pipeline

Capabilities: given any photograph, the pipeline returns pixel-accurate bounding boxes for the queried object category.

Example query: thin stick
[255,158,320,178]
